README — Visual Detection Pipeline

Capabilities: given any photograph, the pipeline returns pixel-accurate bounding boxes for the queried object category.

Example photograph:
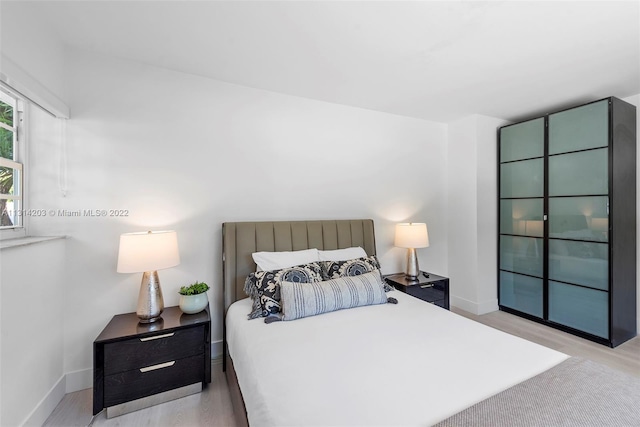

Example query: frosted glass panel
[500,236,543,277]
[500,158,544,198]
[549,240,608,290]
[548,196,608,242]
[549,100,608,155]
[549,149,608,196]
[500,199,544,236]
[500,118,544,162]
[500,271,543,318]
[549,281,608,338]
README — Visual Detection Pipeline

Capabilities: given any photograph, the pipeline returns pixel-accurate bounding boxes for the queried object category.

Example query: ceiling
[11,1,640,122]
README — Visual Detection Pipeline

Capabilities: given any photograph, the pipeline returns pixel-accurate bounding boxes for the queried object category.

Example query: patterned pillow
[320,254,380,279]
[320,255,392,292]
[280,271,388,321]
[243,262,323,319]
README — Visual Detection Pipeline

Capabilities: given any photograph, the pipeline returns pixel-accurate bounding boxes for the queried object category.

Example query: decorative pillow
[280,271,388,321]
[243,262,323,319]
[320,254,380,280]
[320,254,393,292]
[252,248,320,271]
[318,246,367,261]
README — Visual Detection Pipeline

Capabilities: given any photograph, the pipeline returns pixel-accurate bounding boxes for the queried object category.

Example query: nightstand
[93,305,211,417]
[385,272,450,309]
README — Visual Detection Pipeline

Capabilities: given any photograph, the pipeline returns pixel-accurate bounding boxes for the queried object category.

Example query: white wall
[623,93,640,333]
[447,116,478,307]
[0,238,66,427]
[0,1,67,105]
[447,114,507,314]
[475,116,508,309]
[0,107,67,427]
[0,5,70,425]
[26,48,448,379]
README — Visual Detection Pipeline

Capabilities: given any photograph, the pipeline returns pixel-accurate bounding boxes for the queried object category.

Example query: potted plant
[178,281,210,314]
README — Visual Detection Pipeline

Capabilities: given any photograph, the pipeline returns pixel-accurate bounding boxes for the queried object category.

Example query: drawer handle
[420,284,434,289]
[139,332,175,342]
[140,361,175,373]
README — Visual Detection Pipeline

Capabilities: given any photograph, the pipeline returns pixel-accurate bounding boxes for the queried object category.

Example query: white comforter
[226,291,568,426]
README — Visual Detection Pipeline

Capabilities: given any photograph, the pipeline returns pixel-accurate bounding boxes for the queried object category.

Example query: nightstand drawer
[404,281,446,302]
[104,326,204,375]
[385,272,450,310]
[104,353,204,407]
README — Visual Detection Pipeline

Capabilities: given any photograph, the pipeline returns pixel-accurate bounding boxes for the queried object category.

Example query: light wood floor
[43,309,639,426]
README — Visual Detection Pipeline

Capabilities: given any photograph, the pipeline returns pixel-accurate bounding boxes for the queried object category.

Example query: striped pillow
[280,271,387,321]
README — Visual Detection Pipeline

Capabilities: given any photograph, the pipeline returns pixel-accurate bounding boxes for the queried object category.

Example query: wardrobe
[498,97,636,347]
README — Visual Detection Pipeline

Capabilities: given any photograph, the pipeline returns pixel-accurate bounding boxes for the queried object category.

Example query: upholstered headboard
[222,219,376,311]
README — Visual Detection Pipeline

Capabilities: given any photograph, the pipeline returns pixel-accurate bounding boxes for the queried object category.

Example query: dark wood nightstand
[93,305,211,417]
[385,272,450,309]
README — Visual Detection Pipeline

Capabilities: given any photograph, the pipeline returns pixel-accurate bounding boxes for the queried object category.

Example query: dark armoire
[498,97,636,347]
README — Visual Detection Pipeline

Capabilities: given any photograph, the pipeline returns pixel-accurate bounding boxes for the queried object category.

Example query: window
[0,88,24,236]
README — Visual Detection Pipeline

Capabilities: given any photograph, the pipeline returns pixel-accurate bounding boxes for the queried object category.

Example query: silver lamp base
[137,270,164,323]
[404,247,420,281]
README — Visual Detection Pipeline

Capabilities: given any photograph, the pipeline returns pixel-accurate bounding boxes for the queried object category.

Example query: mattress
[226,291,569,426]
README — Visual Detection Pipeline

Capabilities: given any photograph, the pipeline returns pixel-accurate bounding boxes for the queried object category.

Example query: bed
[222,219,639,426]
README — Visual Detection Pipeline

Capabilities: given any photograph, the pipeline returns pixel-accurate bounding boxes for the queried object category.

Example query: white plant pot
[179,293,208,314]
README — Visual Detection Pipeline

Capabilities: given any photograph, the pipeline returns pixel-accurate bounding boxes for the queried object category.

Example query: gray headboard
[222,219,376,311]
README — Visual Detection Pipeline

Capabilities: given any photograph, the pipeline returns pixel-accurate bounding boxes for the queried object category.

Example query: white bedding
[226,291,569,426]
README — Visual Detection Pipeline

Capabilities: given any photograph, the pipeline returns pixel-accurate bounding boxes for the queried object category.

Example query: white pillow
[252,248,320,271]
[318,246,367,261]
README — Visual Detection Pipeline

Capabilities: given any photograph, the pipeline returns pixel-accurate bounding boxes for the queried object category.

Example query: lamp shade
[524,220,544,237]
[395,223,429,249]
[591,217,608,232]
[117,230,180,273]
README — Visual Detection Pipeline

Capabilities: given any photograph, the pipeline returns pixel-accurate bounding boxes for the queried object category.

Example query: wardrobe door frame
[497,117,546,320]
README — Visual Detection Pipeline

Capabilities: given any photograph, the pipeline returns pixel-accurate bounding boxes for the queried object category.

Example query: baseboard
[451,295,499,315]
[65,368,93,393]
[21,374,66,427]
[476,298,499,314]
[211,339,223,359]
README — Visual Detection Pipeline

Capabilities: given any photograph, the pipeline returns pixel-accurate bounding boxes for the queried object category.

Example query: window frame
[0,86,27,240]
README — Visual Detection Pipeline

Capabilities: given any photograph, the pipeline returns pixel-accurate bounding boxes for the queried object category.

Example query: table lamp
[395,222,429,281]
[117,230,180,323]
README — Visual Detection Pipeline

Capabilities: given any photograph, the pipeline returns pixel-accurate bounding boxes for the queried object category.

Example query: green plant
[178,281,210,296]
[0,100,15,226]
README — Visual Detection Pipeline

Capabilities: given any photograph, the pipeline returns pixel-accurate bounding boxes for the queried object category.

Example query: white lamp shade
[117,230,180,273]
[395,223,430,249]
[591,217,608,232]
[524,220,544,237]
